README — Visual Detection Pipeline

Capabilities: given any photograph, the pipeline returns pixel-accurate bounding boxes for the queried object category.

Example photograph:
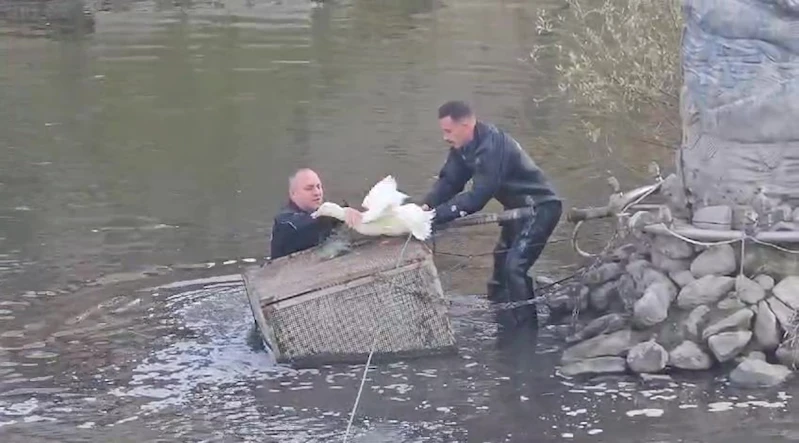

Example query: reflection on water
[0,0,775,441]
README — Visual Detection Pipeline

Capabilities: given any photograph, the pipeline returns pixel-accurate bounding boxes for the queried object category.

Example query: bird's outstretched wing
[360,175,409,223]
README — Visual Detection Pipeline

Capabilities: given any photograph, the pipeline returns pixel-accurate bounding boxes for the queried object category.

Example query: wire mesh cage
[243,234,457,368]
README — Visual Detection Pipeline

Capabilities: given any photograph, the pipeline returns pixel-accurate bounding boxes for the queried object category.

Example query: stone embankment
[547,173,799,388]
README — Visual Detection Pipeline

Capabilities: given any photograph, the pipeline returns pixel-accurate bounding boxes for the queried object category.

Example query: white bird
[310,175,435,241]
[360,175,409,224]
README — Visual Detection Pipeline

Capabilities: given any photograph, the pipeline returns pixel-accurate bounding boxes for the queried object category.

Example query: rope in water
[342,232,414,443]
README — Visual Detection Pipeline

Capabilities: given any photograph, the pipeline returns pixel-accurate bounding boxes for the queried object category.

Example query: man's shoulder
[475,122,509,152]
[273,202,304,223]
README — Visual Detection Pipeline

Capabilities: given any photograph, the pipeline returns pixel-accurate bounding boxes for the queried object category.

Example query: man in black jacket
[270,168,361,259]
[422,101,562,326]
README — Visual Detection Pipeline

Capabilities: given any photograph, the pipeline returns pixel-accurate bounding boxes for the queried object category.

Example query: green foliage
[535,0,683,149]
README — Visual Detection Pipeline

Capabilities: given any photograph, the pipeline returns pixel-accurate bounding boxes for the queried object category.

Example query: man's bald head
[288,168,324,212]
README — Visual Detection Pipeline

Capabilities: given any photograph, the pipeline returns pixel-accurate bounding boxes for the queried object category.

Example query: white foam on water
[110,283,289,412]
[708,402,734,412]
[0,398,39,416]
[23,415,56,423]
[147,274,243,291]
[383,384,413,395]
[625,408,664,418]
[111,416,139,426]
[745,401,786,409]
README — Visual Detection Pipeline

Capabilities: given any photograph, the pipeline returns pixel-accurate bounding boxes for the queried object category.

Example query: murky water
[2,0,795,442]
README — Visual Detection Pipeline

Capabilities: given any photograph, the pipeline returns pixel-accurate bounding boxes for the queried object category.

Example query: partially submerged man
[270,168,361,259]
[422,100,562,326]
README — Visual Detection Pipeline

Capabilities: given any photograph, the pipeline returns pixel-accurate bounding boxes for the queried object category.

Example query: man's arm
[432,137,505,225]
[423,150,472,209]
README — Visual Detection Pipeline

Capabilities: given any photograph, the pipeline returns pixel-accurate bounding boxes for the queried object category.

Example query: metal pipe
[437,207,538,230]
[643,223,799,244]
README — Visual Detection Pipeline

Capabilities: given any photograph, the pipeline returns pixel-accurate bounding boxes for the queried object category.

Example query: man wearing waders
[422,101,562,327]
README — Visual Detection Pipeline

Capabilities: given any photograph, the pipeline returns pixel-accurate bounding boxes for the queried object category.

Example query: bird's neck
[322,203,347,221]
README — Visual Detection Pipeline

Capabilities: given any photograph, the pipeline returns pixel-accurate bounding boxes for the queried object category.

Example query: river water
[1,0,796,442]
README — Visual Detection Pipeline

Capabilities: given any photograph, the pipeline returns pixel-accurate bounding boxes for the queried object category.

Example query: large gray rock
[668,340,713,370]
[766,296,796,332]
[652,234,695,260]
[546,283,590,317]
[717,295,746,311]
[560,357,627,377]
[633,281,677,327]
[589,279,620,313]
[616,274,641,311]
[584,262,624,286]
[677,275,736,309]
[608,244,638,262]
[701,309,754,340]
[707,331,752,363]
[565,313,628,344]
[692,206,732,231]
[625,259,653,294]
[561,329,642,364]
[776,340,799,368]
[742,243,799,282]
[651,250,691,273]
[690,245,737,278]
[627,261,673,293]
[729,358,792,388]
[626,341,668,373]
[754,300,781,351]
[682,305,711,339]
[736,275,766,305]
[669,270,695,288]
[754,274,775,291]
[772,276,799,311]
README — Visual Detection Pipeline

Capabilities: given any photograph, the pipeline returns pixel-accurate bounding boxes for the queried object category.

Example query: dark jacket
[269,200,342,259]
[423,121,560,225]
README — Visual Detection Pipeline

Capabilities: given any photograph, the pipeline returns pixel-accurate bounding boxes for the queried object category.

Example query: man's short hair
[288,168,316,190]
[438,100,473,121]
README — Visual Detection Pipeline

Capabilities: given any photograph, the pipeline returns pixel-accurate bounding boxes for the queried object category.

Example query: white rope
[343,233,414,443]
[739,234,746,276]
[656,224,742,247]
[751,237,799,255]
[638,218,799,281]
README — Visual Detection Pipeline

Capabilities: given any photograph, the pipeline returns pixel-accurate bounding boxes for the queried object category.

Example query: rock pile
[548,210,799,388]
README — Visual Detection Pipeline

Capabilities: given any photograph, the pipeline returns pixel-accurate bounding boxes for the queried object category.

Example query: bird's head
[311,202,345,220]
